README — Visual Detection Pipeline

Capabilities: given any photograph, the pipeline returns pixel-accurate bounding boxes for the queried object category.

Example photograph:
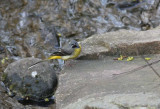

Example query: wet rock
[116,0,142,10]
[0,45,5,54]
[79,26,160,59]
[2,58,58,102]
[6,46,18,56]
[0,93,25,109]
[141,11,151,24]
[141,23,151,31]
[121,16,132,25]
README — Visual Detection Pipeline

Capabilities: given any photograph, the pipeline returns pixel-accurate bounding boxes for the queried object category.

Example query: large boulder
[2,58,58,102]
[80,26,160,59]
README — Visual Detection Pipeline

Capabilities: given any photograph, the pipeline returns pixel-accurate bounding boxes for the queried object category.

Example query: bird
[48,40,81,60]
[28,39,81,69]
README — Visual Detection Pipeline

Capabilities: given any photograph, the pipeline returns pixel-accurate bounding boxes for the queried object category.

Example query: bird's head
[70,40,80,48]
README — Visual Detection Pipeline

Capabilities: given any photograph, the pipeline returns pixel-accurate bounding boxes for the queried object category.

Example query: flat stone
[64,93,160,109]
[56,54,160,109]
[80,26,160,59]
[2,58,58,102]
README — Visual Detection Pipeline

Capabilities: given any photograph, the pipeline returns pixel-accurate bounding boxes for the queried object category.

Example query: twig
[27,60,48,70]
[113,59,160,77]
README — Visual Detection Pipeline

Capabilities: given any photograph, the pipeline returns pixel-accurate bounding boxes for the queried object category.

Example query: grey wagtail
[48,40,81,60]
[28,40,81,69]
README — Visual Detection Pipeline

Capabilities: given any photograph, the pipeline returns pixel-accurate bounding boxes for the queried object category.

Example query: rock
[79,26,160,59]
[2,58,58,102]
[0,45,5,54]
[64,93,160,109]
[55,55,160,109]
[0,94,24,109]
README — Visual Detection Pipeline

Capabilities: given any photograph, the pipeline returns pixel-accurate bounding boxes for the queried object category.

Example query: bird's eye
[72,45,76,48]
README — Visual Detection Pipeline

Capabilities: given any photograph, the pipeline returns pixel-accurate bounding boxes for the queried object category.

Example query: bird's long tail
[28,56,62,70]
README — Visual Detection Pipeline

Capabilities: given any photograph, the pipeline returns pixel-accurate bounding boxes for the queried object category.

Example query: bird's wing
[56,42,75,56]
[51,51,69,56]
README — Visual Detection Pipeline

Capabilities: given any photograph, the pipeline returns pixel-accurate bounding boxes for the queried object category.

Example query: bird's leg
[64,60,76,68]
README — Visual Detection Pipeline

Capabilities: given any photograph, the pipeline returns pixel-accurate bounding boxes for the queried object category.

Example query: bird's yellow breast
[70,45,81,59]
